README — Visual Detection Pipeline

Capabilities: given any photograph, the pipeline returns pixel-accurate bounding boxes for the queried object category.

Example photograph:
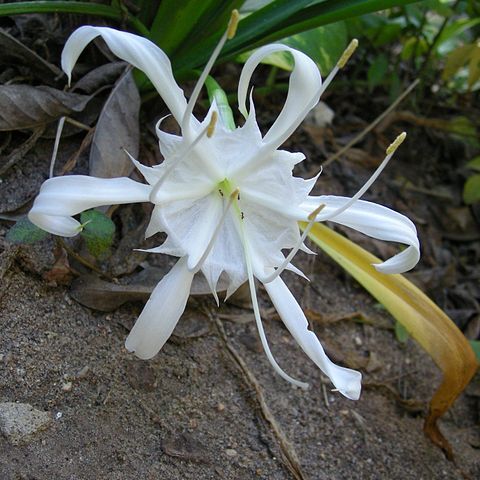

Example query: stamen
[149,121,211,204]
[189,188,240,273]
[207,111,218,138]
[227,9,240,39]
[337,39,359,69]
[320,132,407,222]
[241,224,309,389]
[262,205,325,284]
[318,39,359,98]
[181,9,239,140]
[386,131,406,155]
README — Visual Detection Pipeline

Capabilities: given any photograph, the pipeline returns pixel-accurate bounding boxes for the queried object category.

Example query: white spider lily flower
[28,21,421,401]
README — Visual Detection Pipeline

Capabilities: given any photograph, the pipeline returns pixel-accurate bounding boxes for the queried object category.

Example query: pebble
[0,402,52,445]
[225,448,237,457]
[62,381,73,392]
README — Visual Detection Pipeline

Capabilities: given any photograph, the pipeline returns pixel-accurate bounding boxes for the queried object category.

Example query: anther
[227,9,240,40]
[207,111,218,138]
[386,132,407,155]
[230,187,240,200]
[308,204,325,221]
[320,132,407,223]
[218,189,224,197]
[337,39,358,69]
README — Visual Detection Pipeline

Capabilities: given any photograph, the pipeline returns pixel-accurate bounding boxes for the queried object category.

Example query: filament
[261,205,325,284]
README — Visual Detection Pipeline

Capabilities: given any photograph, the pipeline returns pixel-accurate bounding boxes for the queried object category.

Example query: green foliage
[256,22,348,76]
[6,216,49,244]
[204,76,236,131]
[470,340,480,362]
[394,319,410,343]
[0,0,421,83]
[80,210,115,257]
[467,156,480,171]
[443,41,480,91]
[463,175,480,205]
[368,53,389,90]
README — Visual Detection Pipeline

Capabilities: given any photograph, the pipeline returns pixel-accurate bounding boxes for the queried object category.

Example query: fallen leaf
[0,28,62,84]
[69,267,226,312]
[0,85,91,131]
[72,62,127,94]
[162,433,208,463]
[89,69,140,178]
[306,223,478,459]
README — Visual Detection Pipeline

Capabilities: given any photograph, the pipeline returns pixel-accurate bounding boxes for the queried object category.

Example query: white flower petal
[238,44,321,149]
[125,150,162,186]
[62,26,187,122]
[28,176,151,237]
[125,257,194,359]
[264,276,362,400]
[302,196,420,274]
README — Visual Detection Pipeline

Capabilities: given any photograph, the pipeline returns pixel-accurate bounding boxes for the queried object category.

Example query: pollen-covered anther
[308,203,326,221]
[337,39,359,69]
[230,187,240,200]
[386,132,407,155]
[227,9,240,40]
[207,111,218,138]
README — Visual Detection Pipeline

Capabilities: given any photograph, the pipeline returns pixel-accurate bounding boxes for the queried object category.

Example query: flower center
[217,178,242,219]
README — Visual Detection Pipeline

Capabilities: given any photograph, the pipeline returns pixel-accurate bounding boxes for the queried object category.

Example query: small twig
[61,127,95,174]
[64,117,92,131]
[57,238,115,281]
[0,127,45,177]
[210,310,307,480]
[49,116,66,178]
[323,79,419,167]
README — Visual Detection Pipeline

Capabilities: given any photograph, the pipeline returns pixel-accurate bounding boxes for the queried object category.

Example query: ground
[0,12,479,480]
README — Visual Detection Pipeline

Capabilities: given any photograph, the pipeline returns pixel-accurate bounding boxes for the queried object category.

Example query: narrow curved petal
[238,44,322,150]
[125,257,194,359]
[28,176,151,236]
[264,276,362,400]
[301,196,420,274]
[61,26,187,122]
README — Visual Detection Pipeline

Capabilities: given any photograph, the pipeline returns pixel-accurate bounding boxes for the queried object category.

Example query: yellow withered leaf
[305,223,478,459]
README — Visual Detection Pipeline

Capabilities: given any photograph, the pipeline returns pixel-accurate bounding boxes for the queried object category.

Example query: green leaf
[466,156,480,172]
[80,210,115,257]
[463,174,480,205]
[401,36,428,61]
[6,216,49,244]
[367,54,389,90]
[265,22,348,76]
[442,43,475,80]
[174,0,419,78]
[0,2,150,37]
[394,319,410,343]
[204,76,236,131]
